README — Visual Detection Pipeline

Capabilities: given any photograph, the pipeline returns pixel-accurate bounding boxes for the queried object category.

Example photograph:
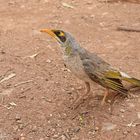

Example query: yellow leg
[101,89,109,106]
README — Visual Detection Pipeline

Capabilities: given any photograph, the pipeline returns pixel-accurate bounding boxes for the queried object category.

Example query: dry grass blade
[23,53,39,59]
[14,80,33,87]
[0,73,16,84]
[62,2,74,9]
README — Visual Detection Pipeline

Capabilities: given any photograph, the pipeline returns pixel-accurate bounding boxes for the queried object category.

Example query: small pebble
[46,59,51,63]
[43,0,48,3]
[8,1,15,5]
[128,103,135,108]
[15,115,21,121]
[64,20,70,24]
[61,135,67,140]
[13,125,18,131]
[134,132,138,136]
[123,131,128,135]
[90,15,95,18]
[86,2,92,5]
[123,130,130,135]
[107,100,111,103]
[16,120,22,124]
[76,86,83,90]
[102,12,108,16]
[20,5,25,8]
[137,112,140,119]
[19,124,24,129]
[74,127,80,133]
[120,109,125,113]
[20,133,24,137]
[53,134,59,138]
[32,125,38,132]
[94,127,99,131]
[66,91,72,95]
[102,122,116,131]
[71,87,75,91]
[21,137,25,140]
[0,50,6,54]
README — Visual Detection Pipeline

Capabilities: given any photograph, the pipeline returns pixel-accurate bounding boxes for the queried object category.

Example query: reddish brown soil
[0,0,140,140]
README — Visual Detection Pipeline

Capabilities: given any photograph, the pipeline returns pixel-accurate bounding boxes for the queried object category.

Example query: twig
[117,26,140,32]
[99,0,140,4]
[14,80,33,87]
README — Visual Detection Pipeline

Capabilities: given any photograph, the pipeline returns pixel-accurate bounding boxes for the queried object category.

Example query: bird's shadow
[67,88,140,120]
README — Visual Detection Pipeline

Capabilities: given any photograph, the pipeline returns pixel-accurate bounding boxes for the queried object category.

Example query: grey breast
[63,53,92,82]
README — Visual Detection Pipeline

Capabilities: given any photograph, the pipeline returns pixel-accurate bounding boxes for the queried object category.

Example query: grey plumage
[40,28,140,106]
[62,32,128,94]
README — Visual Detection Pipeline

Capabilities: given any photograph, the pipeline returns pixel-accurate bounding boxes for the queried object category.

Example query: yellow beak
[40,28,56,37]
[40,28,61,43]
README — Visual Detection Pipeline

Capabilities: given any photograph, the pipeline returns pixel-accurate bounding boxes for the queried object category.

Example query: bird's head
[40,29,67,45]
[40,28,81,55]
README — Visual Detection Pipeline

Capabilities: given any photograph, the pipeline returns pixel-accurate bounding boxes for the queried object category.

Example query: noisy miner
[40,29,140,108]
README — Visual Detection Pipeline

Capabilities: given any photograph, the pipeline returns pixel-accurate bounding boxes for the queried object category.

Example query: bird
[40,28,140,108]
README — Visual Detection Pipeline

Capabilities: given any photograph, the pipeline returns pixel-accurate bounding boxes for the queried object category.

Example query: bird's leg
[71,82,90,109]
[101,88,109,106]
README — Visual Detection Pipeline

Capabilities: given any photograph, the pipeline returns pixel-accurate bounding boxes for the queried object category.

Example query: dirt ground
[0,0,140,140]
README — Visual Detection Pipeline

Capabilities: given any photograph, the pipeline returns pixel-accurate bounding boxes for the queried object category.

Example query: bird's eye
[54,31,64,37]
[54,31,60,36]
[54,30,66,42]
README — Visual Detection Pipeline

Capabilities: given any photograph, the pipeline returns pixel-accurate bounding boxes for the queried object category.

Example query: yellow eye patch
[52,30,66,42]
[59,31,65,36]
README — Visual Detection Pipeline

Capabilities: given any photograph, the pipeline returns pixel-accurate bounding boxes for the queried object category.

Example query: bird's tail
[124,77,140,87]
[120,72,140,87]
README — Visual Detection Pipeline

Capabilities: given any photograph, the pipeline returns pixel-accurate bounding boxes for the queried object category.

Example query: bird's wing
[103,70,128,94]
[79,50,128,94]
